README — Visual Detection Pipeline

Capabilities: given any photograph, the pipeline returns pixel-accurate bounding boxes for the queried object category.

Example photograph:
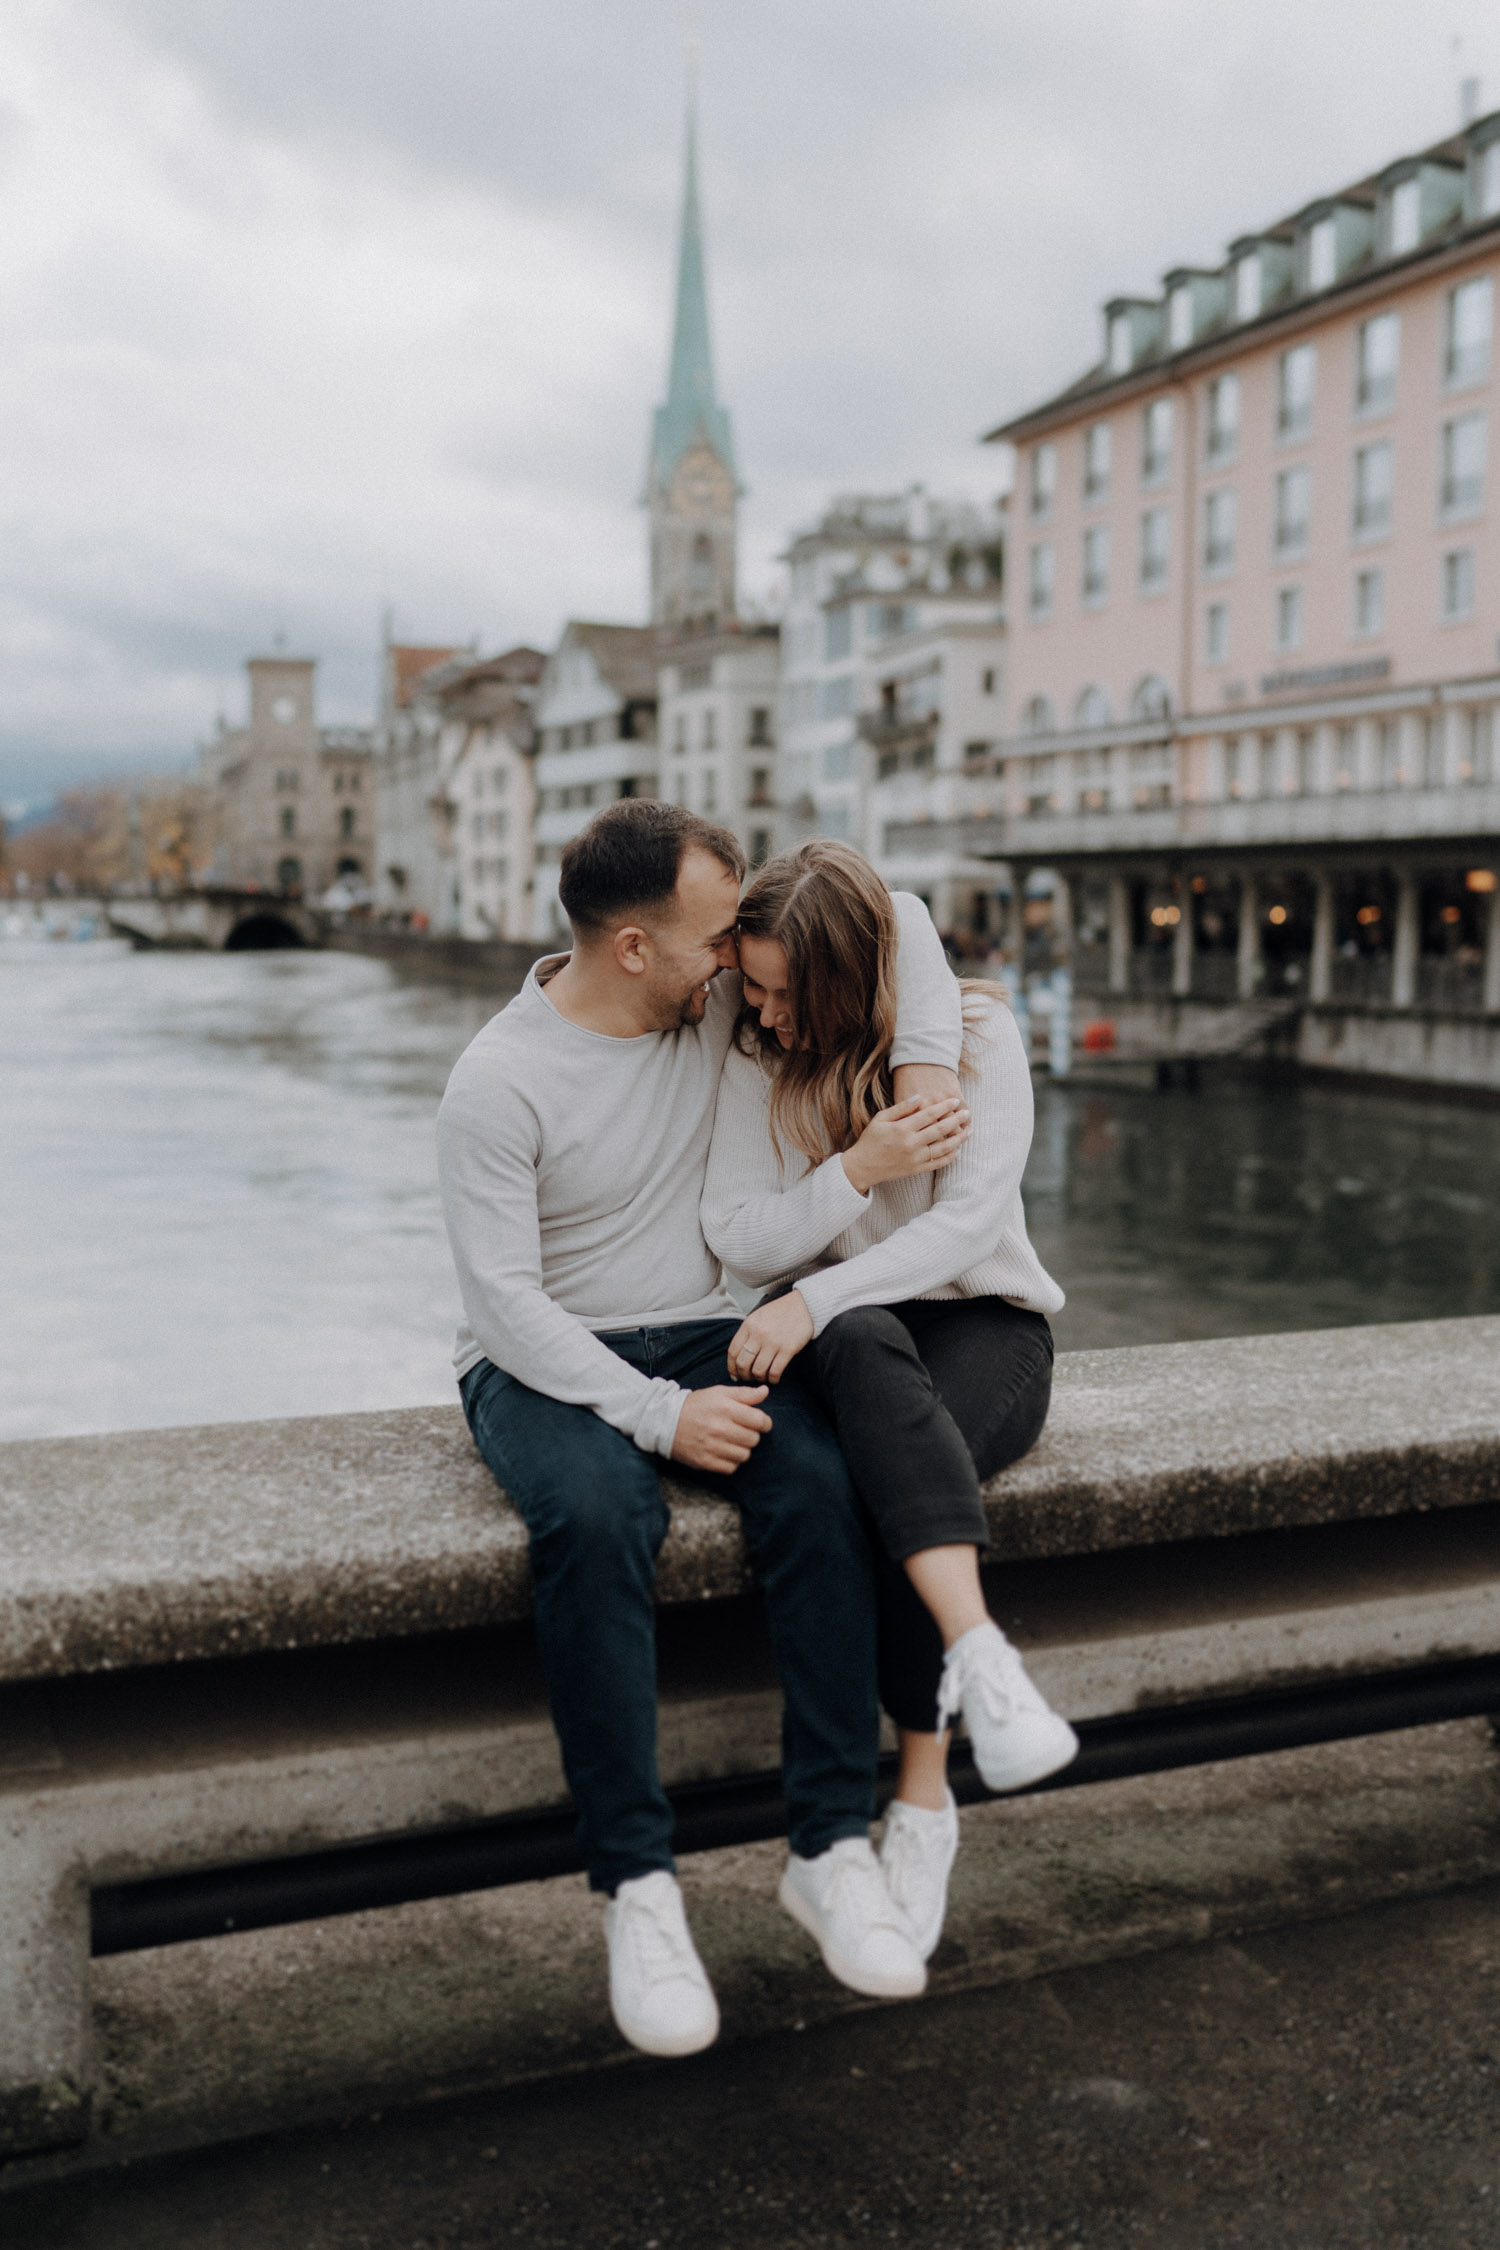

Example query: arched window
[1131,674,1173,722]
[1022,694,1056,736]
[1074,686,1111,729]
[689,534,713,597]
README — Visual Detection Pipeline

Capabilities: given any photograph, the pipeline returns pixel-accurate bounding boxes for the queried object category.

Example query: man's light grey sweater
[435,892,961,1459]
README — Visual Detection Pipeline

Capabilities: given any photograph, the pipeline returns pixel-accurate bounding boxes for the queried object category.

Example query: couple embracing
[437,799,1074,2059]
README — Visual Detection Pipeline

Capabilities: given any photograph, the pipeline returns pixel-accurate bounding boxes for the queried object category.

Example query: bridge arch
[224,910,307,952]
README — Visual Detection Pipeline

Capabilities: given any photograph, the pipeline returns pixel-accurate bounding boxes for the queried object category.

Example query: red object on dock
[1081,1020,1117,1052]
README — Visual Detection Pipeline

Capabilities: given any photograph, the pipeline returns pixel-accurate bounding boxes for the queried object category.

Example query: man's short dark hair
[558,800,747,936]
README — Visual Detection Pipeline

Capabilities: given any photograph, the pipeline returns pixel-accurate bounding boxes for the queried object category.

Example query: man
[437,800,961,2057]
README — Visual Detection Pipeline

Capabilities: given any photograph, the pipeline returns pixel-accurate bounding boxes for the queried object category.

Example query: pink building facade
[903,112,1500,1016]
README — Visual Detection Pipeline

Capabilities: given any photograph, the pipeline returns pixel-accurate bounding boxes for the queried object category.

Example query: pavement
[8,1873,1500,2250]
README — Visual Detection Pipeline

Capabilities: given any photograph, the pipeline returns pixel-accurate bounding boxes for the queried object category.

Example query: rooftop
[989,108,1500,442]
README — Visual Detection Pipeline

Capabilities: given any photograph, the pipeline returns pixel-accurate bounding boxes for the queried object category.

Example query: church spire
[647,72,738,627]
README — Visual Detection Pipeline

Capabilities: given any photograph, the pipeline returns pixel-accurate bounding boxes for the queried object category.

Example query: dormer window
[1478,140,1500,220]
[1108,313,1133,374]
[1388,177,1421,255]
[1307,216,1337,289]
[1234,254,1262,321]
[1168,286,1193,350]
[1083,422,1112,502]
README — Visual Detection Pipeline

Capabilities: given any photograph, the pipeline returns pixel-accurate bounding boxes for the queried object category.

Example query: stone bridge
[106,889,327,952]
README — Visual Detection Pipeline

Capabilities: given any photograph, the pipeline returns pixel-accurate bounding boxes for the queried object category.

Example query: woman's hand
[726,1289,815,1385]
[841,1095,970,1195]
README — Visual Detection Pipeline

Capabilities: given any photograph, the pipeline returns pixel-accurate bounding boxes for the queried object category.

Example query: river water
[3,937,1496,1442]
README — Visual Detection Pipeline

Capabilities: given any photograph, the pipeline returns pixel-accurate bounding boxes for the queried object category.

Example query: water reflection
[3,942,1496,1440]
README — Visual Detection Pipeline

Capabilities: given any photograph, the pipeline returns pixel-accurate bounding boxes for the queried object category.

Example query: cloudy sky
[3,0,1499,802]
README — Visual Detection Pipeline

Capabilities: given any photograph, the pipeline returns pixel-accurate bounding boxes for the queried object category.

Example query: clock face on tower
[271,695,298,724]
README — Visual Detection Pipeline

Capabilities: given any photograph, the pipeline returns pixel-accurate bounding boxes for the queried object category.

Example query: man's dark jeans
[460,1319,879,1895]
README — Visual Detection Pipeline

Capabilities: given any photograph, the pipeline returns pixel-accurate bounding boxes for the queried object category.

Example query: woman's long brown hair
[735,842,902,1164]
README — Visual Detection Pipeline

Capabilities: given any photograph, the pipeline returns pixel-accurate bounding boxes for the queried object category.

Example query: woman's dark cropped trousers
[808,1296,1054,1736]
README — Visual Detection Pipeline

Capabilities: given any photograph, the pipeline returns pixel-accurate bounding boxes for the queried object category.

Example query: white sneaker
[880,1792,960,1962]
[604,1870,720,2058]
[937,1622,1080,1794]
[778,1836,927,2000]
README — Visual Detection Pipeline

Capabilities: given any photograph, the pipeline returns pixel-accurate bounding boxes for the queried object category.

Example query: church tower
[647,92,738,630]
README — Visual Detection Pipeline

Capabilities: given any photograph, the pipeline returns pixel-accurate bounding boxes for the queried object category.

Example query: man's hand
[671,1383,773,1473]
[727,1289,815,1386]
[841,1095,970,1195]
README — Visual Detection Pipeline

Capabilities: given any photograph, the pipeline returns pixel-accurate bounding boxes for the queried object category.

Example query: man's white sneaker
[604,1870,720,2058]
[778,1836,927,1999]
[880,1792,960,1962]
[937,1622,1080,1793]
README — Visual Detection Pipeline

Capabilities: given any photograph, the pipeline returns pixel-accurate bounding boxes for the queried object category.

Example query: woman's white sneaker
[604,1870,720,2058]
[937,1622,1080,1793]
[778,1836,927,1999]
[879,1792,960,1962]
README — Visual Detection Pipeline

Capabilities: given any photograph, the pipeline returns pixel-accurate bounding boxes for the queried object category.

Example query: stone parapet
[4,1318,1499,1687]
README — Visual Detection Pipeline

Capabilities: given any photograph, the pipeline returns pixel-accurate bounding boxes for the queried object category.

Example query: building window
[1258,733,1280,795]
[1275,585,1304,653]
[1234,253,1261,321]
[1030,442,1057,519]
[1446,277,1493,387]
[1022,695,1056,736]
[1083,421,1112,502]
[1081,525,1109,605]
[1224,735,1244,797]
[1203,487,1237,574]
[1139,506,1170,592]
[1075,686,1111,729]
[702,769,718,813]
[819,803,853,841]
[1274,465,1311,559]
[1168,284,1194,350]
[1442,547,1476,621]
[1353,441,1393,537]
[1277,344,1316,440]
[822,740,855,781]
[1334,723,1355,788]
[701,708,717,751]
[1478,142,1500,221]
[1306,214,1337,288]
[1141,397,1173,485]
[1297,730,1317,794]
[274,767,298,793]
[1205,601,1230,663]
[824,607,852,660]
[1378,720,1403,788]
[749,828,771,867]
[981,667,997,695]
[1465,707,1494,783]
[279,806,296,839]
[1388,176,1421,255]
[1028,542,1055,619]
[747,765,773,806]
[747,706,772,745]
[1422,714,1445,787]
[1440,414,1485,518]
[1108,313,1133,374]
[820,673,854,719]
[689,533,713,597]
[1206,373,1240,465]
[1354,567,1384,638]
[1131,675,1172,723]
[339,806,355,841]
[1356,312,1400,414]
[673,715,686,753]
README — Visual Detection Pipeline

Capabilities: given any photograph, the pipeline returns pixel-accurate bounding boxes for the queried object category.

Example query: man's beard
[674,981,711,1028]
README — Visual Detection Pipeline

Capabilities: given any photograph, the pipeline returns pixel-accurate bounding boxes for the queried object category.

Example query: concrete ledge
[3,1318,1500,1684]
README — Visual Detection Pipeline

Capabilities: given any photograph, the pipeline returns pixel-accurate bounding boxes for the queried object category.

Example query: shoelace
[823,1847,909,1939]
[883,1809,948,1891]
[935,1632,1033,1733]
[619,1888,698,1984]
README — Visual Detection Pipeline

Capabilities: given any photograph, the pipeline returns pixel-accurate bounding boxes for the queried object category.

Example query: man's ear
[613,923,649,977]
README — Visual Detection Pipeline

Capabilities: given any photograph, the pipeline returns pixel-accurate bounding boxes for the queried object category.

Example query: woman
[701,841,1076,1960]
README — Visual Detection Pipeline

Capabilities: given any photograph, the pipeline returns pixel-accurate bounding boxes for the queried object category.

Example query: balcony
[857,708,939,758]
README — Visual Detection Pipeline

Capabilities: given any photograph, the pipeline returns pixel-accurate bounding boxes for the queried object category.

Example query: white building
[530,622,660,940]
[437,650,544,940]
[862,613,1009,942]
[372,637,473,927]
[778,490,1006,877]
[656,625,780,866]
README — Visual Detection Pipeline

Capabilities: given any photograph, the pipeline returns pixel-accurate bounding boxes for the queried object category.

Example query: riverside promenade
[1,1314,1499,2192]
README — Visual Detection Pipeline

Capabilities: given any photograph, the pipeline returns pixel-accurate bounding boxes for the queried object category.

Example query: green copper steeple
[649,96,736,495]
